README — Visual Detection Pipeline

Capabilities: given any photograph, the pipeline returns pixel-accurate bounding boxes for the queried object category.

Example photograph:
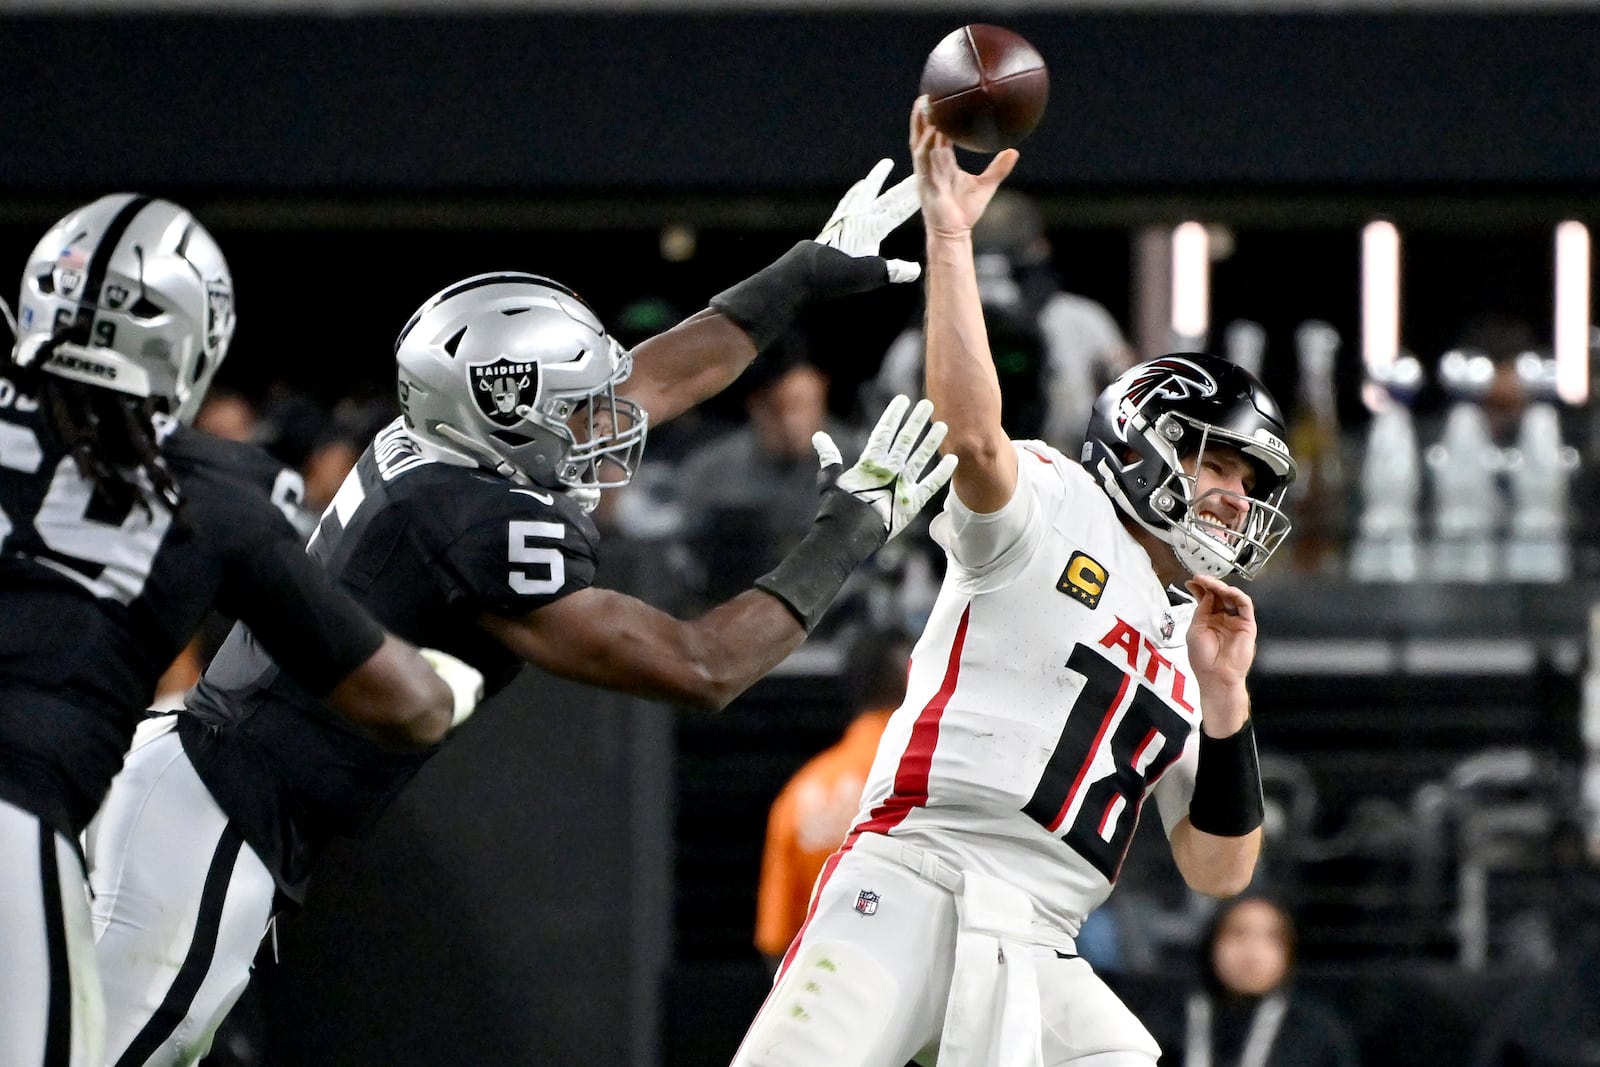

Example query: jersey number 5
[509,520,565,595]
[1023,644,1190,882]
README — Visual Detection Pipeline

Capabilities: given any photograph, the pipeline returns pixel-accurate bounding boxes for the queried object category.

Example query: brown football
[919,24,1050,153]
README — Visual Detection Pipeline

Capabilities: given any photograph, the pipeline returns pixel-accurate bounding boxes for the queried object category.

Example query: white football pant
[730,832,1160,1067]
[85,717,276,1067]
[0,797,104,1067]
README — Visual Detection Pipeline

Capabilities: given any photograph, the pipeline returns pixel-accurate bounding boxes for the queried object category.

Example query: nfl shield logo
[1161,613,1175,640]
[853,890,880,916]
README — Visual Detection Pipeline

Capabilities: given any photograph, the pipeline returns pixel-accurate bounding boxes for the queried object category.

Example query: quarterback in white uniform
[730,102,1297,1067]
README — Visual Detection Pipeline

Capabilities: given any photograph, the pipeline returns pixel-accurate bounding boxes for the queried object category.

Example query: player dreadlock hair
[20,327,183,517]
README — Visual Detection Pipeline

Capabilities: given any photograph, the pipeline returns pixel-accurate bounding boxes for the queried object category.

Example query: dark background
[5,7,1597,1065]
[3,9,1599,419]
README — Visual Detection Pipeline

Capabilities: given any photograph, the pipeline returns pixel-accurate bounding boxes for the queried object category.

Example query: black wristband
[709,241,891,353]
[1187,718,1265,837]
[754,487,887,632]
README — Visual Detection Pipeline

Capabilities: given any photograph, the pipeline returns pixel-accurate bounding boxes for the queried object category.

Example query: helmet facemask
[1149,416,1294,580]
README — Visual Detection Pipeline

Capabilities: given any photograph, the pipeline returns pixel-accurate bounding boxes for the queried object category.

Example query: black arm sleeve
[220,521,386,696]
[754,487,887,633]
[710,241,894,353]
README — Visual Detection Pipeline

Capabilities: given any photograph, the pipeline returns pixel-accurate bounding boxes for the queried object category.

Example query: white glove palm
[815,158,922,284]
[418,647,486,729]
[814,394,958,542]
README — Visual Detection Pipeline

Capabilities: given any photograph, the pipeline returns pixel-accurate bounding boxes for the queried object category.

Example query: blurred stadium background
[5,1,1600,1064]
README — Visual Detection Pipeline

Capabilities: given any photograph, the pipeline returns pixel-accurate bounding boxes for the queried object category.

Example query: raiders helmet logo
[205,280,234,352]
[1114,356,1219,440]
[471,357,540,427]
[104,284,130,310]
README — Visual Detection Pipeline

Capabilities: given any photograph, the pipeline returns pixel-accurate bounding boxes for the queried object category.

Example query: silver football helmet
[394,273,646,494]
[12,193,235,423]
[1082,353,1296,580]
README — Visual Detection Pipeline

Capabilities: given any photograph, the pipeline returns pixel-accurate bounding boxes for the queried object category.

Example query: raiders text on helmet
[11,193,236,423]
[1081,353,1296,580]
[393,273,646,493]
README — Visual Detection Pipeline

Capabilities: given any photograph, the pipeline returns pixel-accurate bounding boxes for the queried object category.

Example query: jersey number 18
[1024,644,1190,882]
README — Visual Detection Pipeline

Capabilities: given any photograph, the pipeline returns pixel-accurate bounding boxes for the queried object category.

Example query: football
[919,24,1050,153]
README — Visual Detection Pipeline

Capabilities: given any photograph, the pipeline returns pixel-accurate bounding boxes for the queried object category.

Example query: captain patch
[1057,551,1108,609]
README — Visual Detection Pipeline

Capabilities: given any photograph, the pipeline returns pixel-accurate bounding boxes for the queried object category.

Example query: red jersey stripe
[853,604,971,836]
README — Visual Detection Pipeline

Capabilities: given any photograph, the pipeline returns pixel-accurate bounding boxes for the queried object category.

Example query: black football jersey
[0,376,385,837]
[181,418,600,899]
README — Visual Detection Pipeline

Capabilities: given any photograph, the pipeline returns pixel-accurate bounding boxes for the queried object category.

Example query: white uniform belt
[852,833,1065,1067]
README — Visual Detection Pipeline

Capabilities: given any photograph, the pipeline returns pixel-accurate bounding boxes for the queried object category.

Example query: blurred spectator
[753,624,914,970]
[193,386,259,443]
[1154,895,1360,1067]
[254,382,330,473]
[301,397,399,513]
[675,343,859,611]
[867,189,1135,451]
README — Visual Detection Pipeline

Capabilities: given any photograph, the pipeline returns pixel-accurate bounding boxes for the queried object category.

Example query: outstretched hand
[910,96,1019,241]
[814,394,958,542]
[815,158,922,283]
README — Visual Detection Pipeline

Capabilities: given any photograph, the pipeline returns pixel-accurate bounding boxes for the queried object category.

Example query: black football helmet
[1081,353,1296,580]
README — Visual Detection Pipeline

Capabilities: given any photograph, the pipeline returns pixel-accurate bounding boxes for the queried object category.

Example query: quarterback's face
[1211,898,1292,996]
[1181,444,1254,539]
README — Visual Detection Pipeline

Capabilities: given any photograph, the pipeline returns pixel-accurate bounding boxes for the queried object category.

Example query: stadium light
[1362,219,1401,374]
[1170,221,1209,343]
[1555,220,1590,405]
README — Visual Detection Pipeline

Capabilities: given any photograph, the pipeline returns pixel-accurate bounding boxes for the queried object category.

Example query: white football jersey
[851,441,1203,935]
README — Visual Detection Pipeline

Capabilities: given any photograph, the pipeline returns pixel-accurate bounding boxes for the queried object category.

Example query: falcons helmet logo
[1113,357,1219,440]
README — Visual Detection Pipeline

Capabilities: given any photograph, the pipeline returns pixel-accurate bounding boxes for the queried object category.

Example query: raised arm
[479,396,955,709]
[910,98,1022,515]
[622,160,921,426]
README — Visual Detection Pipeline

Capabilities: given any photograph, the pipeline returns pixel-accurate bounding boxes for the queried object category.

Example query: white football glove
[815,158,922,284]
[813,394,958,542]
[418,647,486,730]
